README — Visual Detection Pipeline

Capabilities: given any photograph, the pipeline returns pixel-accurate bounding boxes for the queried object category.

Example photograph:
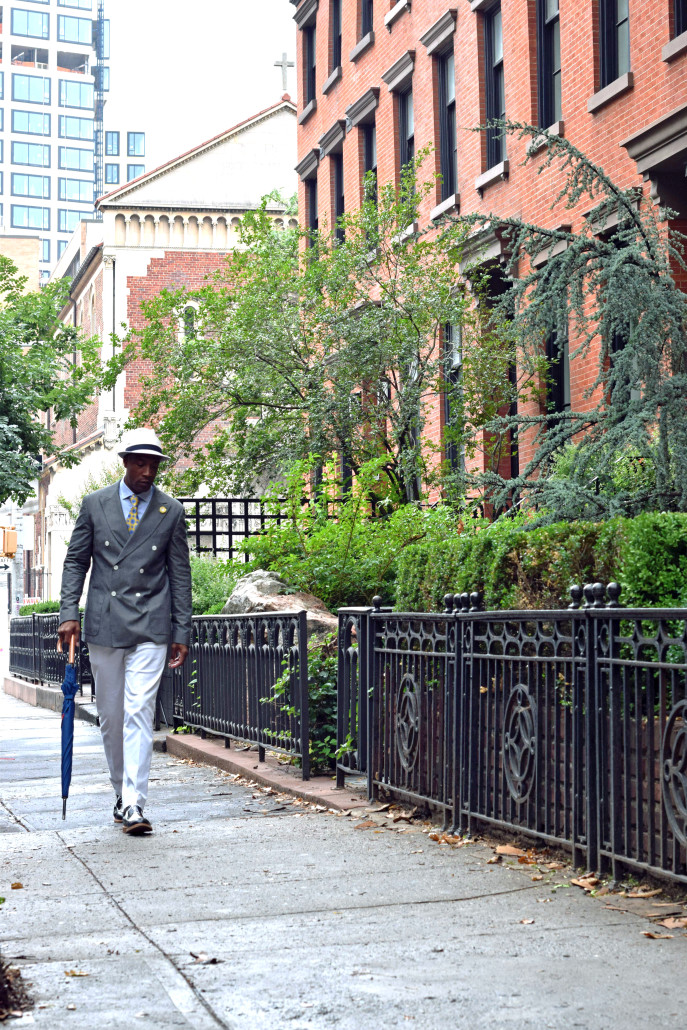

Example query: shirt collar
[119,479,154,505]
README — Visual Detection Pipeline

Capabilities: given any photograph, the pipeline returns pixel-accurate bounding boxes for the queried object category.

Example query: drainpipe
[111,257,116,411]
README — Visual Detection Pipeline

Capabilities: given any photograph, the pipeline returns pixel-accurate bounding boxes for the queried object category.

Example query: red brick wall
[295,0,687,474]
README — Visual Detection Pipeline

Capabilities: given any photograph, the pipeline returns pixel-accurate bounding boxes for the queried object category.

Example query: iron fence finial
[568,584,583,610]
[606,582,622,608]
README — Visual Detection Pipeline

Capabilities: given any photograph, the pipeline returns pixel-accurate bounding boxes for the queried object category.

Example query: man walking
[58,428,192,835]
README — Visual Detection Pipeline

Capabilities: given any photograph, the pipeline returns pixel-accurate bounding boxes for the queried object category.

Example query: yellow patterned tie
[126,495,140,534]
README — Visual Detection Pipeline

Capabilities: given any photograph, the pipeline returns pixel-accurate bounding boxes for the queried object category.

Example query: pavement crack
[57,831,236,1030]
[0,797,31,832]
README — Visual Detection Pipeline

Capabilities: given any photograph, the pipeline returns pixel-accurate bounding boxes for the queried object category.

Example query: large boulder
[221,570,337,643]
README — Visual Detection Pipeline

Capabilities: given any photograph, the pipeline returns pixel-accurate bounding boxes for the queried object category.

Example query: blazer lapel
[98,482,129,551]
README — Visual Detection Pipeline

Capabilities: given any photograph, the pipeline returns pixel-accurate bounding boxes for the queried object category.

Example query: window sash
[537,0,561,128]
[105,131,120,155]
[361,0,373,36]
[399,88,415,174]
[485,7,506,167]
[333,153,345,241]
[600,0,630,86]
[438,53,456,198]
[12,173,50,199]
[331,0,342,69]
[13,110,50,135]
[677,0,687,37]
[305,26,316,102]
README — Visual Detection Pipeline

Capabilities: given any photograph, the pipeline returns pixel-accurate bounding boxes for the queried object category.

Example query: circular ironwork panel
[661,700,687,848]
[503,684,537,804]
[396,673,420,772]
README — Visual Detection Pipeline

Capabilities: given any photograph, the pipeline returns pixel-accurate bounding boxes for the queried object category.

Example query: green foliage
[0,256,100,504]
[262,632,341,774]
[240,456,429,609]
[451,122,687,520]
[395,510,687,612]
[108,165,523,503]
[18,600,61,615]
[189,554,243,615]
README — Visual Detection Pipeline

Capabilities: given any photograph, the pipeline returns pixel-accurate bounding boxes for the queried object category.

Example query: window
[399,88,414,179]
[41,239,50,263]
[58,0,93,9]
[57,240,68,259]
[12,141,50,166]
[0,73,4,101]
[537,0,561,127]
[12,173,50,198]
[58,208,82,233]
[443,323,463,472]
[361,0,373,36]
[59,145,92,170]
[57,15,91,44]
[105,130,119,155]
[677,1,687,37]
[331,0,342,69]
[11,204,50,230]
[127,132,145,157]
[363,122,377,205]
[304,24,316,103]
[59,114,93,139]
[438,52,456,197]
[0,172,3,194]
[13,109,50,135]
[58,177,93,202]
[0,110,3,132]
[59,79,93,108]
[11,10,49,39]
[127,163,144,180]
[306,176,318,245]
[599,0,630,87]
[484,4,505,167]
[13,73,50,104]
[332,152,345,242]
[105,163,119,184]
[545,327,570,416]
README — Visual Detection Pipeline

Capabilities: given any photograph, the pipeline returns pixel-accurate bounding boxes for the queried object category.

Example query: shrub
[189,554,244,615]
[394,512,687,612]
[240,456,429,610]
[18,600,61,615]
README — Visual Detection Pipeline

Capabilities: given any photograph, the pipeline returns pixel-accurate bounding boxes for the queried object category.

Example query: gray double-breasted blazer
[59,481,192,648]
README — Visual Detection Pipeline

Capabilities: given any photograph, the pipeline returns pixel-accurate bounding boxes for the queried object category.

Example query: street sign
[0,563,9,572]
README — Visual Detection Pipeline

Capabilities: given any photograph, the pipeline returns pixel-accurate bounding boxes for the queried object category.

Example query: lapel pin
[159,505,167,513]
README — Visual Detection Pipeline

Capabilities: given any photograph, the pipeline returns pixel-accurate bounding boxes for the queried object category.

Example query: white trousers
[88,642,167,810]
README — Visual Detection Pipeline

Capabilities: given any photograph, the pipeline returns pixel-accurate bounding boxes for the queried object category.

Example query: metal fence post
[298,610,310,781]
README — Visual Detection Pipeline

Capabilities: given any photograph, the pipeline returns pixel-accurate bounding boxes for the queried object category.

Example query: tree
[111,164,526,502]
[446,123,687,520]
[0,257,100,505]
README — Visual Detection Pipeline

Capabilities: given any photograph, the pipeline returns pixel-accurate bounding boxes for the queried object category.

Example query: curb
[4,675,99,726]
[164,732,368,812]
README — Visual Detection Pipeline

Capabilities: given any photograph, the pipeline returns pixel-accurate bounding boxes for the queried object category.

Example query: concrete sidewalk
[1,689,686,1030]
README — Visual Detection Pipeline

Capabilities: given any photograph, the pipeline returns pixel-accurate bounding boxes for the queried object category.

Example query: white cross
[274,52,295,92]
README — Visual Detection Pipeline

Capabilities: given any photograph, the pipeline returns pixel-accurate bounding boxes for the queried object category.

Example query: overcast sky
[107,1,297,171]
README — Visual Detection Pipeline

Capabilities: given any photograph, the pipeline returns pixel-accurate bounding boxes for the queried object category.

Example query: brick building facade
[32,98,297,602]
[291,0,687,480]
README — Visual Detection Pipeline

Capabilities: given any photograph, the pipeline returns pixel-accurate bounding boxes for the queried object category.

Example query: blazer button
[104,541,110,547]
[140,568,144,574]
[113,564,119,570]
[111,591,117,596]
[136,592,141,597]
[152,545,157,551]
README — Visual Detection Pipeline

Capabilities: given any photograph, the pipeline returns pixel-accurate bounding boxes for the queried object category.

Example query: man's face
[122,454,162,494]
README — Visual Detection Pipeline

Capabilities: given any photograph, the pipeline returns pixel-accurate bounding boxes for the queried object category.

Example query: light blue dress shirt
[119,479,154,526]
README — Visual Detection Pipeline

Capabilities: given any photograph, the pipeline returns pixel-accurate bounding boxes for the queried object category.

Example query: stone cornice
[295,148,320,181]
[345,87,380,127]
[381,50,416,92]
[319,119,346,157]
[419,9,458,56]
[293,0,318,28]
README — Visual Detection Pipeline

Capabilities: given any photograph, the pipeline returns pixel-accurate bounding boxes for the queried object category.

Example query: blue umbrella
[58,635,78,820]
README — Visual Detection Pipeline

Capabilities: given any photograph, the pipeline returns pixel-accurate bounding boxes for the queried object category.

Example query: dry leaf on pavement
[519,918,535,924]
[642,931,673,939]
[571,875,600,890]
[64,970,89,977]
[657,917,687,930]
[10,883,23,890]
[627,888,662,899]
[354,820,376,830]
[496,845,527,857]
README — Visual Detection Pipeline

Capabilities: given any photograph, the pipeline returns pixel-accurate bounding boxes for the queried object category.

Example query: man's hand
[169,643,189,669]
[58,620,81,648]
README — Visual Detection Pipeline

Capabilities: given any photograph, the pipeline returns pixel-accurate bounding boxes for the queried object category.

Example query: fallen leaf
[657,917,687,930]
[642,931,673,939]
[520,918,535,924]
[354,820,376,831]
[66,1004,76,1010]
[518,856,538,865]
[64,970,90,977]
[546,861,565,870]
[479,686,488,694]
[531,874,543,881]
[571,876,600,890]
[487,855,502,865]
[627,888,662,899]
[10,883,23,890]
[496,845,527,857]
[190,952,223,965]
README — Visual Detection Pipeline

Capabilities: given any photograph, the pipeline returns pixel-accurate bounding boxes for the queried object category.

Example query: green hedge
[394,512,687,612]
[18,600,61,616]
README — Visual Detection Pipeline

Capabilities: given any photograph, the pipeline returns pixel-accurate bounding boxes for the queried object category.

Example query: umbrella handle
[57,635,77,665]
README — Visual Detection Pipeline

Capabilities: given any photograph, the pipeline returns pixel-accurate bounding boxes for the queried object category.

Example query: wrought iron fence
[340,585,687,885]
[9,613,93,699]
[168,612,310,779]
[180,498,287,559]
